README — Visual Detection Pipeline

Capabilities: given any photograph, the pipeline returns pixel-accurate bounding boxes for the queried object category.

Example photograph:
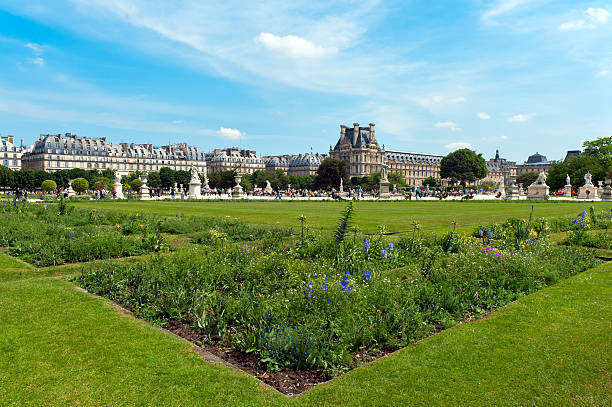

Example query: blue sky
[0,1,610,162]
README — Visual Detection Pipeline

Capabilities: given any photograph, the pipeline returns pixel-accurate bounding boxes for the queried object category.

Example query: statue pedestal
[189,182,202,199]
[114,181,124,199]
[563,185,572,197]
[527,184,549,200]
[232,175,245,199]
[601,186,612,201]
[505,186,520,200]
[578,186,598,200]
[379,181,390,199]
[67,182,76,198]
[139,181,150,200]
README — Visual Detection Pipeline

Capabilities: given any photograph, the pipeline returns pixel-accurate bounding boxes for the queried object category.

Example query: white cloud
[500,135,508,140]
[27,57,44,66]
[255,33,337,58]
[449,96,466,103]
[217,127,242,139]
[558,7,610,31]
[25,42,43,54]
[508,113,535,122]
[597,70,609,77]
[482,0,530,21]
[435,121,462,131]
[444,142,471,149]
[477,112,491,120]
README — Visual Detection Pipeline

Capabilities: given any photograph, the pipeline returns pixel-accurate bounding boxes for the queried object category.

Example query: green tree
[440,149,488,185]
[389,172,407,188]
[93,180,107,191]
[147,172,161,189]
[71,178,89,194]
[422,176,438,188]
[101,168,116,181]
[130,178,143,192]
[516,171,539,187]
[208,170,236,189]
[546,155,606,191]
[174,170,190,187]
[313,158,349,190]
[582,137,612,167]
[41,179,57,192]
[0,165,14,189]
[159,167,175,189]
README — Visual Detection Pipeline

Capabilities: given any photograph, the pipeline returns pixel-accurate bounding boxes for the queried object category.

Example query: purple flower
[345,270,351,276]
[387,242,394,251]
[322,284,328,292]
[364,270,371,280]
[381,249,388,258]
[478,229,483,237]
[324,276,328,282]
[307,292,312,298]
[327,298,331,304]
[308,281,313,289]
[572,219,577,223]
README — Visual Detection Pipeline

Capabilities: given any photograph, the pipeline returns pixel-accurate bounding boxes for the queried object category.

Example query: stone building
[21,133,207,174]
[263,153,327,177]
[480,149,517,186]
[204,148,264,175]
[0,135,23,170]
[516,152,552,174]
[329,123,442,186]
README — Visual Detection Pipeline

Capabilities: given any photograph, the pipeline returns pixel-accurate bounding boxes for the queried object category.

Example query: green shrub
[41,179,57,192]
[72,178,89,194]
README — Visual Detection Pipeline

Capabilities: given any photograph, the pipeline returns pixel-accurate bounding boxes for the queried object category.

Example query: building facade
[205,148,264,175]
[0,135,23,170]
[329,123,442,186]
[479,149,517,186]
[21,133,207,174]
[263,153,327,177]
[515,152,552,175]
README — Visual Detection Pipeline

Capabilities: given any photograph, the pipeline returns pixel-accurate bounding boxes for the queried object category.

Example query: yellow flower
[529,229,538,239]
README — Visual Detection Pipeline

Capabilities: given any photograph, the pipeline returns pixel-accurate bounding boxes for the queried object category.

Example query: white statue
[566,174,570,186]
[584,172,593,186]
[380,164,389,182]
[190,166,200,183]
[535,172,547,185]
[265,180,272,189]
[115,172,122,184]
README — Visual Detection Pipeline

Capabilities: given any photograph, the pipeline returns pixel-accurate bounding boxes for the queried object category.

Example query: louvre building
[330,123,442,186]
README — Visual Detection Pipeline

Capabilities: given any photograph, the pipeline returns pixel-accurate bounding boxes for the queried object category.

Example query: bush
[41,179,57,192]
[72,178,89,194]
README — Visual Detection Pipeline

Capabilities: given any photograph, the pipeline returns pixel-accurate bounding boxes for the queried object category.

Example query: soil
[164,320,395,395]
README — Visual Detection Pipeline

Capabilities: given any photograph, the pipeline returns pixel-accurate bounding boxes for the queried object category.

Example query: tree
[582,137,612,167]
[422,176,438,188]
[174,170,190,187]
[546,155,606,191]
[93,180,107,191]
[147,172,161,189]
[0,165,14,189]
[159,167,176,189]
[71,178,89,194]
[516,171,539,187]
[313,158,349,190]
[41,179,57,192]
[440,149,487,185]
[130,178,143,192]
[389,172,407,188]
[208,170,236,189]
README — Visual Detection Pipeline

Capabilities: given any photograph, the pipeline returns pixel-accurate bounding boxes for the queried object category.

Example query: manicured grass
[1,263,609,406]
[0,253,37,282]
[71,200,611,233]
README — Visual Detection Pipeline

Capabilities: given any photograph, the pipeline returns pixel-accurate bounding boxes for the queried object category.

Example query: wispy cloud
[508,113,535,122]
[256,33,337,58]
[597,70,609,77]
[482,0,530,21]
[444,141,471,149]
[558,7,610,31]
[217,127,243,139]
[435,121,462,131]
[25,42,43,54]
[477,112,491,120]
[27,57,44,66]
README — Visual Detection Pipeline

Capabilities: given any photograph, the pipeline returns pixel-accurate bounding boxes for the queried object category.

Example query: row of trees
[0,167,117,191]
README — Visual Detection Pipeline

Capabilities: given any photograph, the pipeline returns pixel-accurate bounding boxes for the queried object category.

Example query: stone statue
[584,172,593,186]
[566,174,570,186]
[115,172,122,184]
[190,166,200,183]
[534,172,547,185]
[266,180,272,189]
[380,164,389,182]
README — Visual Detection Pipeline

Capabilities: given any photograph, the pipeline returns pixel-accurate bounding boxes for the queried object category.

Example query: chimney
[353,123,359,145]
[340,125,347,142]
[369,123,375,141]
[7,135,14,144]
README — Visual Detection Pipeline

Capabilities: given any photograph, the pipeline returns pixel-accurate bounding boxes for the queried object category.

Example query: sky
[0,0,610,162]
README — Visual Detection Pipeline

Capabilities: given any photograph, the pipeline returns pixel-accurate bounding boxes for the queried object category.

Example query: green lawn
[71,200,609,233]
[1,262,609,406]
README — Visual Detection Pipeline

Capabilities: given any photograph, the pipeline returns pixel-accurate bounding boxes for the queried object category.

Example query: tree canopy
[516,171,539,187]
[440,149,487,185]
[313,158,349,190]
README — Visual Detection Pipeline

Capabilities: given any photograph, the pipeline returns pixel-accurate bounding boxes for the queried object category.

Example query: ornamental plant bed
[76,204,598,395]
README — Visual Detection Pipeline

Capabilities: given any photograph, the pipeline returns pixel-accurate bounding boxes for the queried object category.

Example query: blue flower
[322,284,328,292]
[478,229,483,237]
[345,270,351,276]
[572,219,577,223]
[308,281,313,289]
[487,231,493,238]
[363,238,368,243]
[381,249,388,258]
[364,270,371,280]
[324,276,328,282]
[581,210,587,218]
[387,242,394,251]
[307,292,312,298]
[363,242,370,253]
[327,299,331,304]
[580,222,584,227]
